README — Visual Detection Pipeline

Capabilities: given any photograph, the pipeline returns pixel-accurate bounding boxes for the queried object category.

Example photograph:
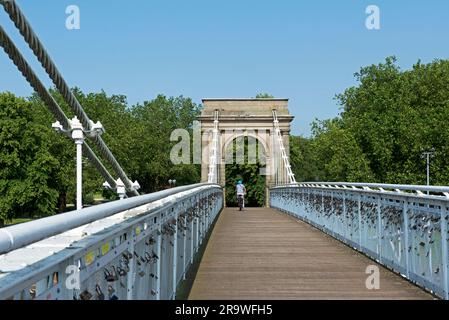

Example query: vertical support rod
[75,140,83,210]
[190,214,194,264]
[358,194,362,250]
[155,224,162,300]
[440,204,449,300]
[126,233,135,300]
[377,197,383,263]
[182,215,187,280]
[403,200,410,278]
[172,216,178,299]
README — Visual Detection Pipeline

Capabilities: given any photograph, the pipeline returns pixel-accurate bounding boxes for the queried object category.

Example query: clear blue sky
[1,0,449,135]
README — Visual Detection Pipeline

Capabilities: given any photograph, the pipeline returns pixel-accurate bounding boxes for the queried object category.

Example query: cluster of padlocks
[0,186,223,300]
[270,184,449,299]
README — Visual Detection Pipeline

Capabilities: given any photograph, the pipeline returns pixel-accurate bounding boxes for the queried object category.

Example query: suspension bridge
[0,1,447,300]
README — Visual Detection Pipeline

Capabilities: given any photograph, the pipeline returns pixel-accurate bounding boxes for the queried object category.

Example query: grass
[6,218,33,226]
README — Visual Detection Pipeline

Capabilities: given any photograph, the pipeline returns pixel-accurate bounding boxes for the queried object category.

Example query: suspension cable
[0,25,117,191]
[272,109,296,185]
[207,110,219,183]
[1,0,138,196]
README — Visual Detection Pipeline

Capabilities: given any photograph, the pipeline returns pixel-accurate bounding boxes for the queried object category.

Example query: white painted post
[70,117,84,210]
[75,141,83,210]
[403,201,410,278]
[358,194,362,250]
[126,235,135,300]
[183,215,187,280]
[172,218,178,299]
[155,225,162,300]
[441,205,449,299]
[377,197,383,263]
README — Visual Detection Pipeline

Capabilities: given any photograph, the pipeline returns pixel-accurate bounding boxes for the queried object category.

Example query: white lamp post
[52,116,104,210]
[421,148,435,195]
[168,179,176,188]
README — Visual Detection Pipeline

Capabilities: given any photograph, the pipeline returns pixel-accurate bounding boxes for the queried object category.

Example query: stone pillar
[201,128,211,182]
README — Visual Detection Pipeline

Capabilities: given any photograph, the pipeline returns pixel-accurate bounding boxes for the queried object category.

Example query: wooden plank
[189,208,435,300]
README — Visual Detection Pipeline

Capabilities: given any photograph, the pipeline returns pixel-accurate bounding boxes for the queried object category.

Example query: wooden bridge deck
[189,207,434,300]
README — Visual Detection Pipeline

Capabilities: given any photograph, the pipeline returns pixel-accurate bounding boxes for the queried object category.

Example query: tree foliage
[291,57,449,185]
[225,137,266,207]
[0,90,201,223]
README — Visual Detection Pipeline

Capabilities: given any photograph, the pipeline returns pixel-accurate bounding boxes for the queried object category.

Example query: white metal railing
[270,183,449,299]
[272,110,296,185]
[0,184,223,300]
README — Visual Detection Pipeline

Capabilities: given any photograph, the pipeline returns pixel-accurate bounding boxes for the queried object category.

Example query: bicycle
[237,194,244,211]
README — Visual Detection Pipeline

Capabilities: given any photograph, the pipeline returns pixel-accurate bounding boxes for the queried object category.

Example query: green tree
[0,93,60,225]
[255,93,274,98]
[292,57,449,185]
[225,137,266,207]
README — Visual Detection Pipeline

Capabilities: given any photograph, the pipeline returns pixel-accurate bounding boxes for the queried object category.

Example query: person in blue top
[236,180,246,211]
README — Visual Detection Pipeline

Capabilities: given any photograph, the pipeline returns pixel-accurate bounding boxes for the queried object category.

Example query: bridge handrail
[270,183,449,299]
[273,182,449,198]
[0,183,223,300]
[0,183,219,255]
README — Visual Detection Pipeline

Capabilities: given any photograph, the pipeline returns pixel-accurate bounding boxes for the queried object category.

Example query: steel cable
[0,25,117,191]
[1,0,139,195]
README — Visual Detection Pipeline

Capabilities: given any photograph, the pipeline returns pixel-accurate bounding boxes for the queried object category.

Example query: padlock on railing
[104,266,119,282]
[108,286,119,300]
[95,285,105,300]
[116,266,127,277]
[79,290,93,300]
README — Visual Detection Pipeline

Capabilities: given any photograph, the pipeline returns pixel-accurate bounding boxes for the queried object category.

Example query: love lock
[108,286,119,300]
[134,251,146,265]
[138,270,146,277]
[95,285,105,300]
[123,251,133,261]
[116,266,128,277]
[145,237,155,246]
[79,289,93,300]
[152,251,159,260]
[144,252,152,263]
[104,266,118,282]
[119,257,130,272]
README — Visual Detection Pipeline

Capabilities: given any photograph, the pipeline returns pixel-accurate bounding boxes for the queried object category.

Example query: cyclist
[236,180,246,211]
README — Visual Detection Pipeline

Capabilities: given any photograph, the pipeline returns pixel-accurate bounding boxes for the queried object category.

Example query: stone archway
[198,98,294,204]
[223,134,268,207]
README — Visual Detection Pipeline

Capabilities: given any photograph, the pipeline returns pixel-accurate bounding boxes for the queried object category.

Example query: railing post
[190,214,194,264]
[358,194,362,250]
[343,193,347,239]
[126,230,135,300]
[377,197,383,263]
[172,213,178,299]
[182,215,187,280]
[155,223,162,300]
[403,200,410,278]
[441,204,449,300]
[195,215,199,252]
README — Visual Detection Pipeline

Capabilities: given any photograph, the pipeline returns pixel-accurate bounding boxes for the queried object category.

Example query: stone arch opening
[224,135,267,207]
[198,98,294,207]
